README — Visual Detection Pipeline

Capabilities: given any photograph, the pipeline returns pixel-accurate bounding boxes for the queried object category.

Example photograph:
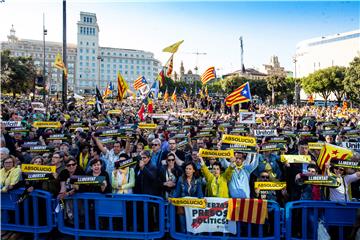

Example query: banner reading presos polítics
[185,197,236,234]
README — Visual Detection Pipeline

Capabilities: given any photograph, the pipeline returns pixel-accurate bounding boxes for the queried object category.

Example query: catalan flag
[147,99,153,113]
[163,40,184,53]
[225,82,252,107]
[157,69,166,87]
[134,76,147,90]
[201,67,216,85]
[171,87,177,103]
[227,198,268,225]
[317,143,353,172]
[117,72,128,101]
[164,88,169,102]
[166,54,174,77]
[205,86,208,97]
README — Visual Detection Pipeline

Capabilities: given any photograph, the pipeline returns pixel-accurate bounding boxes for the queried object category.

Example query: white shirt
[330,173,360,201]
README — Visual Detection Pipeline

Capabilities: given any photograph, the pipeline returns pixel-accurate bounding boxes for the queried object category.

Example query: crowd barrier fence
[1,188,55,239]
[1,190,360,240]
[285,200,360,240]
[57,193,165,240]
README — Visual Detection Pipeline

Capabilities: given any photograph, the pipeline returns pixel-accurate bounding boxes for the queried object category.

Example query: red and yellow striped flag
[317,143,353,172]
[201,67,216,85]
[227,198,268,224]
[166,54,174,77]
[171,88,177,103]
[164,88,169,102]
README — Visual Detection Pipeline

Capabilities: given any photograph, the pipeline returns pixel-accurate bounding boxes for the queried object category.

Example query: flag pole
[62,0,68,110]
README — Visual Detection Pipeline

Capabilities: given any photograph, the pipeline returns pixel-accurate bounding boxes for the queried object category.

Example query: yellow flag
[54,52,65,69]
[163,40,184,53]
[117,72,128,101]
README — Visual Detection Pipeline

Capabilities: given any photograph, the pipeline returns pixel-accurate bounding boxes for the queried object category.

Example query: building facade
[1,12,162,95]
[1,25,77,95]
[295,29,360,78]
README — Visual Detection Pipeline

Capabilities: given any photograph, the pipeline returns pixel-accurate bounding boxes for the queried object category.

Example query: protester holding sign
[85,159,111,193]
[325,163,360,201]
[295,164,323,200]
[199,156,234,198]
[112,153,135,194]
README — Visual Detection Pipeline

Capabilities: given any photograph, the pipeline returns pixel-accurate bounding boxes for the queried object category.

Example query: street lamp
[43,14,47,102]
[293,56,300,106]
[97,55,103,90]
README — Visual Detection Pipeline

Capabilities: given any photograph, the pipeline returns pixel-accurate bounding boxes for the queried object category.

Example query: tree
[266,74,286,105]
[1,50,37,98]
[344,56,360,104]
[301,66,346,106]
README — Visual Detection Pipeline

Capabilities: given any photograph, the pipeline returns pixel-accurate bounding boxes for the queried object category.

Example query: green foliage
[344,57,360,104]
[301,66,346,105]
[1,49,37,97]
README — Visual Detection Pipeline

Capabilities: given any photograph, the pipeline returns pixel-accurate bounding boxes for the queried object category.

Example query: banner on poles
[185,197,236,234]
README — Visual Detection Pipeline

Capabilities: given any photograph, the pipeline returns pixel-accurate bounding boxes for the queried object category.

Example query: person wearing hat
[112,153,135,194]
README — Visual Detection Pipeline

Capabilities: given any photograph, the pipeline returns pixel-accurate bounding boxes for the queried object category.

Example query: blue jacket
[173,176,203,198]
[255,153,282,180]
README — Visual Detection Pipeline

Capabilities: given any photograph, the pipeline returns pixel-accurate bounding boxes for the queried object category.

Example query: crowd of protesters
[1,94,360,237]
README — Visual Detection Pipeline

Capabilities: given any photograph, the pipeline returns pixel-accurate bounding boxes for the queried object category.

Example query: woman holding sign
[199,156,234,198]
[112,153,135,194]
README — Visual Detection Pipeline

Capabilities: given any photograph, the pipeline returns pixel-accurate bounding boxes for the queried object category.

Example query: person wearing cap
[112,153,135,194]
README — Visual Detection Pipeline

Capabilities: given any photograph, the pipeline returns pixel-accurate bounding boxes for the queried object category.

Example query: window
[119,65,122,68]
[79,56,83,60]
[92,63,95,67]
[92,56,95,60]
[113,64,116,68]
[125,54,128,56]
[101,64,104,68]
[90,18,92,23]
[80,27,83,34]
[80,41,83,45]
[84,17,86,22]
[92,49,95,54]
[86,56,89,60]
[80,49,83,53]
[113,52,116,56]
[107,64,110,68]
[92,42,95,46]
[86,49,89,53]
[86,42,89,46]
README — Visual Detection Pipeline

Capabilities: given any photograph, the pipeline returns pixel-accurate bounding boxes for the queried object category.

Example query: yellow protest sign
[254,182,287,190]
[86,101,95,105]
[33,121,61,128]
[308,142,325,150]
[21,164,56,173]
[169,198,207,208]
[256,118,263,124]
[108,110,121,115]
[222,134,257,147]
[280,155,311,164]
[138,123,157,129]
[199,148,234,159]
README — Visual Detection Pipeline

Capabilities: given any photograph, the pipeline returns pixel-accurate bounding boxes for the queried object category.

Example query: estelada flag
[227,198,268,224]
[317,143,353,172]
[225,82,252,107]
[163,40,184,53]
[54,52,67,78]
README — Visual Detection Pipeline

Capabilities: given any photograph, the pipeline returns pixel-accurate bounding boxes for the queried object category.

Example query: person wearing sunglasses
[326,162,360,202]
[58,157,85,200]
[158,153,183,199]
[150,138,165,168]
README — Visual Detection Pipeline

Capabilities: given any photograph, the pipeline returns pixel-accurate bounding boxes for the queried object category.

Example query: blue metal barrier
[168,199,282,240]
[1,188,54,240]
[285,200,360,240]
[57,193,166,240]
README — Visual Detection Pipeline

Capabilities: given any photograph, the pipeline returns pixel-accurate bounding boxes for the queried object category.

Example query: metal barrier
[168,199,282,240]
[57,193,166,240]
[285,200,360,240]
[1,188,55,240]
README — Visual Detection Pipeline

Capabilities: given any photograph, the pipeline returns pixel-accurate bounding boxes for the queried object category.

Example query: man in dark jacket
[134,150,160,196]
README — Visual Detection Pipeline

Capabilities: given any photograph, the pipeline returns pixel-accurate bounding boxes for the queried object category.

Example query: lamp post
[43,14,47,102]
[293,56,299,106]
[97,55,103,90]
